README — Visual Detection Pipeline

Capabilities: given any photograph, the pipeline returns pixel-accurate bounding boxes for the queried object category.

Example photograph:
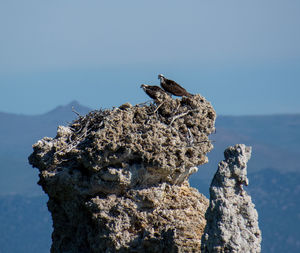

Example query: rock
[86,182,208,252]
[28,94,216,252]
[201,144,262,253]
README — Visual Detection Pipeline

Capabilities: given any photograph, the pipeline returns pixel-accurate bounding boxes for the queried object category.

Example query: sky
[0,0,299,115]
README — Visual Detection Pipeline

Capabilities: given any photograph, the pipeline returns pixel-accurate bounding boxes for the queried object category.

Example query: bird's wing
[167,79,180,86]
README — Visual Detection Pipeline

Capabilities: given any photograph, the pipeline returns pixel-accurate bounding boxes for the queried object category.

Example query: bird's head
[140,84,147,89]
[158,74,164,80]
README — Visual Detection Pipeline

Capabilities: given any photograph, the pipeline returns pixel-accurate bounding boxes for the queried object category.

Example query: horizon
[0,1,299,116]
[1,98,300,118]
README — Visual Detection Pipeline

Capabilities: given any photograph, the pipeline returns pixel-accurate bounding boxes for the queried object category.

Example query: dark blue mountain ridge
[41,100,91,120]
[217,114,300,151]
[0,100,91,195]
[247,168,300,253]
[0,195,51,253]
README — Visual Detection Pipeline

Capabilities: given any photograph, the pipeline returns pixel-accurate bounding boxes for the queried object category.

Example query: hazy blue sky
[0,0,299,115]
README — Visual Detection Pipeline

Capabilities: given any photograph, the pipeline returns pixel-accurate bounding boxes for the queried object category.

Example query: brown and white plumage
[158,74,192,97]
[140,84,167,100]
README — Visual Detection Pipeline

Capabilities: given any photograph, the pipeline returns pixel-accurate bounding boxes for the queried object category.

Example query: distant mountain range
[0,101,91,195]
[0,101,299,252]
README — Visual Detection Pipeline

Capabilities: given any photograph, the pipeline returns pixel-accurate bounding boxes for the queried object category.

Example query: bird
[158,74,192,97]
[140,84,167,100]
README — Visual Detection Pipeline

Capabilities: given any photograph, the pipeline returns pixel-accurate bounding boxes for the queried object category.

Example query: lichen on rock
[29,94,216,252]
[201,144,262,253]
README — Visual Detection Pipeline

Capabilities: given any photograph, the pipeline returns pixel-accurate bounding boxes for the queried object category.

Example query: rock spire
[201,144,262,253]
[29,94,216,252]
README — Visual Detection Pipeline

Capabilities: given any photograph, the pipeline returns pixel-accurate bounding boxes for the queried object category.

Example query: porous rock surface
[201,144,262,253]
[29,94,216,252]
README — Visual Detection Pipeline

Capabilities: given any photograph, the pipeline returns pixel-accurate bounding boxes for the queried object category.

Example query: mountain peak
[67,100,81,107]
[43,101,91,119]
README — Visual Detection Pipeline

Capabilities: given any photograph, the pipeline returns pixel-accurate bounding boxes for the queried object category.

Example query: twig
[169,111,189,125]
[72,106,81,117]
[55,119,91,154]
[75,124,84,134]
[174,103,181,113]
[81,119,90,137]
[136,100,152,107]
[169,109,199,126]
[153,101,164,114]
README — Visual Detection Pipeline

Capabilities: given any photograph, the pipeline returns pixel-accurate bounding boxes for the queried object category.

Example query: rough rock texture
[87,182,208,252]
[201,144,262,253]
[29,94,216,252]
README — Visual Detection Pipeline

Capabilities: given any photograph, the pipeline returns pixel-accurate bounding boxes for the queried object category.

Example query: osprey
[158,74,192,97]
[140,84,167,100]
